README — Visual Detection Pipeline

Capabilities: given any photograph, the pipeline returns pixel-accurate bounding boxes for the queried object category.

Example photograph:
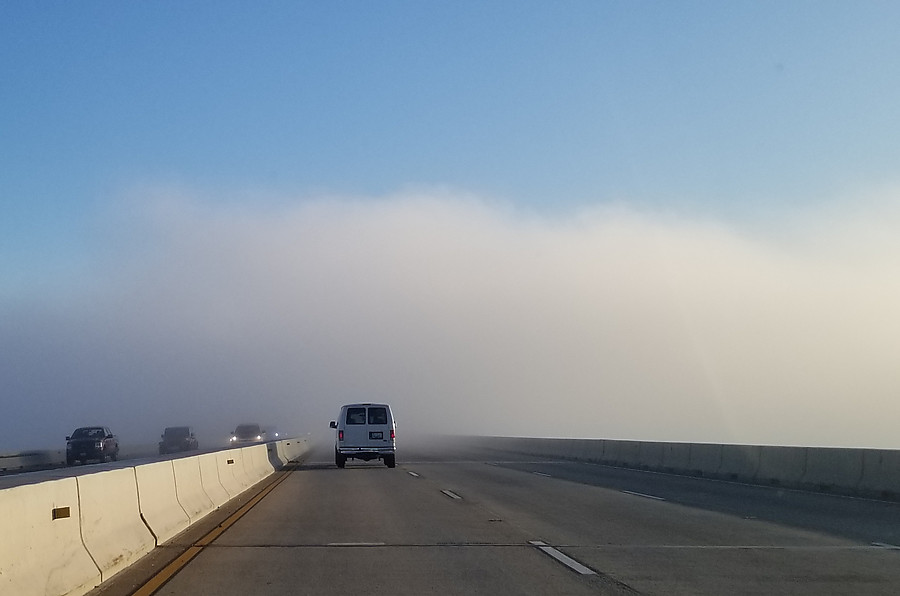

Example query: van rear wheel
[335,450,346,468]
[384,454,396,468]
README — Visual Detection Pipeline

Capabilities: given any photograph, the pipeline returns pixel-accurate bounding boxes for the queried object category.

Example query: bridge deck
[90,444,900,596]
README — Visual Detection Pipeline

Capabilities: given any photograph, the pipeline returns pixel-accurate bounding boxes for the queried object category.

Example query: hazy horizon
[4,191,899,453]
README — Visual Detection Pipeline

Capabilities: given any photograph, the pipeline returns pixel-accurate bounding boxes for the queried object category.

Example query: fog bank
[3,190,899,451]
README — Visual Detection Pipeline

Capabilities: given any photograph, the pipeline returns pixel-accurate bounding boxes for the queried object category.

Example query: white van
[329,403,396,468]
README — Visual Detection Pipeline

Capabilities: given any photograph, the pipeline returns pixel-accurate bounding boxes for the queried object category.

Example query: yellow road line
[130,467,294,596]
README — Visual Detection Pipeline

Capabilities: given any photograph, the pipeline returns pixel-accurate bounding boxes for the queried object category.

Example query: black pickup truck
[66,426,119,465]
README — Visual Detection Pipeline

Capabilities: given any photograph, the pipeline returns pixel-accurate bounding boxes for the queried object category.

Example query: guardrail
[477,436,900,501]
[0,437,310,596]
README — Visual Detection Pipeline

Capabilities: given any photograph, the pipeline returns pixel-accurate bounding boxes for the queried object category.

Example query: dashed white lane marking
[327,542,386,547]
[532,471,552,477]
[621,490,665,501]
[441,489,462,500]
[872,542,900,550]
[529,541,596,575]
[408,471,420,477]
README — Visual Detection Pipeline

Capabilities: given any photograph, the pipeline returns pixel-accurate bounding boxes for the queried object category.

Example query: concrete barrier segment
[501,437,551,456]
[572,438,601,462]
[241,444,274,484]
[198,452,231,508]
[509,437,538,457]
[256,443,276,475]
[282,437,311,462]
[231,448,255,489]
[77,468,156,582]
[638,441,665,469]
[554,439,578,460]
[586,438,604,462]
[172,456,216,524]
[539,438,563,459]
[859,449,900,497]
[134,461,191,545]
[756,446,807,487]
[497,436,531,457]
[0,450,66,473]
[660,443,691,472]
[516,437,535,454]
[719,444,762,482]
[225,447,256,492]
[802,447,865,492]
[601,440,620,464]
[688,443,723,477]
[617,441,642,467]
[530,438,552,458]
[539,438,559,458]
[216,448,249,497]
[268,441,288,468]
[0,478,100,596]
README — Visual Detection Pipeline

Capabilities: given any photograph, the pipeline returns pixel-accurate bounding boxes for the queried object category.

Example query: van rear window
[346,408,366,425]
[368,407,387,425]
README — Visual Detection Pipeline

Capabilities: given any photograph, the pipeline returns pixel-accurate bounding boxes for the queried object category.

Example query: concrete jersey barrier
[0,450,66,474]
[227,448,254,491]
[0,478,100,596]
[478,436,898,500]
[77,468,157,582]
[2,436,309,596]
[241,444,275,484]
[134,461,191,544]
[172,456,216,524]
[198,451,231,508]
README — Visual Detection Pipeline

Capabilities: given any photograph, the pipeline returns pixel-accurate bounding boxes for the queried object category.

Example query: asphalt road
[92,442,900,595]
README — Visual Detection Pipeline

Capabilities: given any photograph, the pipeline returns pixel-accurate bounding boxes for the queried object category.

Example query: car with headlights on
[66,426,119,465]
[229,423,266,445]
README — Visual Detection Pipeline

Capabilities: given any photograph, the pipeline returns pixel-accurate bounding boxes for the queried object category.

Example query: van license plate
[369,431,383,440]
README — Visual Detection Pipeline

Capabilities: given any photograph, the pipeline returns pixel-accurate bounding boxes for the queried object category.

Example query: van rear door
[342,406,369,447]
[365,405,391,447]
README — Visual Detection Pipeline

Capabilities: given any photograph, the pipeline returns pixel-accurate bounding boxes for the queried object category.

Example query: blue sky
[3,3,900,450]
[5,2,899,266]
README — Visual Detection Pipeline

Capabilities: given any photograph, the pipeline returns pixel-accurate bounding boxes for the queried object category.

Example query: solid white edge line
[528,541,596,575]
[621,489,665,501]
[441,489,462,500]
[408,471,420,477]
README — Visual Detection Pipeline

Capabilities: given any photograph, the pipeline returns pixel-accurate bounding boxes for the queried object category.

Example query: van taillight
[390,429,395,440]
[339,430,344,441]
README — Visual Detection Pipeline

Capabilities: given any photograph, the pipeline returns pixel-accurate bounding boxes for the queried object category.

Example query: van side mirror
[329,421,337,429]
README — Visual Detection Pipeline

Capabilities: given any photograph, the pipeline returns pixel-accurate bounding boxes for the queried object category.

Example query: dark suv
[66,426,119,465]
[158,426,199,455]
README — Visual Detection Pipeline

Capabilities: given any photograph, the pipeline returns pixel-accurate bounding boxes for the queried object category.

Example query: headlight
[255,435,262,440]
[230,436,236,442]
[95,441,103,449]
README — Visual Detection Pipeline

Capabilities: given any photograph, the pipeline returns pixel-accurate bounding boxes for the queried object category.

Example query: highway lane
[91,443,900,595]
[498,457,900,546]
